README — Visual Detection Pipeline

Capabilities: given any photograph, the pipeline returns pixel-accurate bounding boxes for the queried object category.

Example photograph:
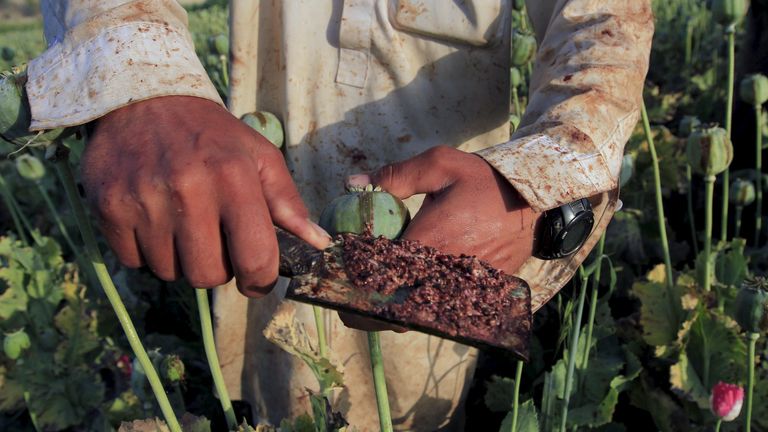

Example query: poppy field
[1,0,767,431]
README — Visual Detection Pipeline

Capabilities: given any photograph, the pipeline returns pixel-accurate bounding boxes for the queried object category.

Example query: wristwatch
[535,198,594,260]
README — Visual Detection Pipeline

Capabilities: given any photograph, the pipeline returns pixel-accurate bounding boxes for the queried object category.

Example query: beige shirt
[29,1,653,429]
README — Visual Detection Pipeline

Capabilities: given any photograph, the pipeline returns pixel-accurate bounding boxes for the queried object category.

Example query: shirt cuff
[26,21,223,131]
[476,134,615,213]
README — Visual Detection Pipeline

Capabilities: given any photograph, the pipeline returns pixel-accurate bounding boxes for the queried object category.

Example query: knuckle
[167,170,202,193]
[213,157,252,188]
[237,255,278,283]
[374,163,399,187]
[425,145,456,168]
[255,141,284,166]
[167,170,205,204]
[93,184,124,222]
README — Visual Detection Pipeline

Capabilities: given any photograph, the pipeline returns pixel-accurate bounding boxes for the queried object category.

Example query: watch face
[561,215,593,255]
[536,199,595,260]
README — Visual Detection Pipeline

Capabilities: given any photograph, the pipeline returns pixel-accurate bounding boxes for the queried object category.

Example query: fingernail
[309,220,333,241]
[347,173,371,188]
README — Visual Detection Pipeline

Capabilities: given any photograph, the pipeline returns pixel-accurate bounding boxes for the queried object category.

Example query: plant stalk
[715,418,722,432]
[735,205,743,238]
[687,165,699,255]
[368,331,393,432]
[512,87,522,117]
[704,175,715,292]
[171,382,186,414]
[0,173,28,244]
[510,360,524,432]
[23,391,41,432]
[641,101,674,288]
[55,158,181,432]
[721,27,736,242]
[559,273,588,432]
[313,305,329,360]
[582,234,605,374]
[685,20,693,67]
[745,332,759,432]
[698,316,711,389]
[0,173,39,245]
[755,105,764,246]
[220,55,229,89]
[35,182,80,257]
[196,288,237,430]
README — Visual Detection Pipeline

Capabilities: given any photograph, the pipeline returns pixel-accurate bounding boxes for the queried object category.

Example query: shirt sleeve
[476,0,653,213]
[27,0,223,131]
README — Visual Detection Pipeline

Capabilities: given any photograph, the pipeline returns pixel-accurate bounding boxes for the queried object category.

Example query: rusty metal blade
[276,228,531,359]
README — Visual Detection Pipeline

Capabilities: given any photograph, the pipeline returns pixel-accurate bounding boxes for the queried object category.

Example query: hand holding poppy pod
[350,146,538,276]
[338,146,538,332]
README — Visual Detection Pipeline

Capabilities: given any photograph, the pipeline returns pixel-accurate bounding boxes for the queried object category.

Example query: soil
[339,233,531,348]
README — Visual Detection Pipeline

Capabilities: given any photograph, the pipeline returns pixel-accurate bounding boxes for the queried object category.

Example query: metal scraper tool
[275,227,531,360]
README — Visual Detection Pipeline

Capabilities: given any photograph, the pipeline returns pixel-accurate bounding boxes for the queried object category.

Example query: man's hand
[358,145,538,273]
[82,96,331,296]
[340,145,539,331]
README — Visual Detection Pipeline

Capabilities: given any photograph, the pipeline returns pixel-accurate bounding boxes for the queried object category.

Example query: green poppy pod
[511,30,536,67]
[1,47,15,62]
[15,154,46,181]
[686,125,733,176]
[241,111,285,149]
[36,328,58,351]
[3,328,31,360]
[319,185,410,239]
[711,0,748,27]
[0,66,71,147]
[161,354,186,383]
[204,54,220,68]
[734,277,768,333]
[740,74,768,107]
[679,115,701,138]
[730,178,756,206]
[509,114,521,132]
[510,67,523,88]
[208,34,229,57]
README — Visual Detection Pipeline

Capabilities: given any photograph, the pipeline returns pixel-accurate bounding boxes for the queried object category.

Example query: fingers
[367,145,459,199]
[137,228,180,282]
[174,183,233,289]
[259,147,332,250]
[135,214,180,282]
[122,177,180,281]
[221,183,281,297]
[82,100,326,295]
[89,182,144,268]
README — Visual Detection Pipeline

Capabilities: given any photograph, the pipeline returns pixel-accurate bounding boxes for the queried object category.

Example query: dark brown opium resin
[339,233,531,348]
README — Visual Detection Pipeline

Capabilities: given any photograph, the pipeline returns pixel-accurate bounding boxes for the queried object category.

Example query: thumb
[259,149,332,250]
[357,146,457,200]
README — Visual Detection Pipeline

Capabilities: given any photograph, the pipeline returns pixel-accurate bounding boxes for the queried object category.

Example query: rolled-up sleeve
[477,0,653,213]
[28,0,222,131]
